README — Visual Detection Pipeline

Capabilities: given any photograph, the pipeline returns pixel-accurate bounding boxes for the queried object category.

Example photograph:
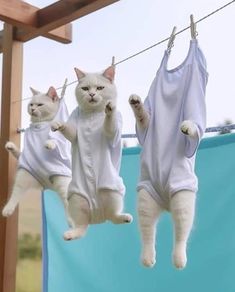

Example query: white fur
[129,94,150,129]
[129,93,197,269]
[181,120,198,138]
[64,190,132,240]
[2,87,72,227]
[137,189,195,269]
[53,67,132,240]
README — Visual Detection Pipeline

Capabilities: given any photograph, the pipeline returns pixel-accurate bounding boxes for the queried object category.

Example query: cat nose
[89,93,95,98]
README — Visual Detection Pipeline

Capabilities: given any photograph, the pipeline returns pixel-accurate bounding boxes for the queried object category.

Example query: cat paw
[172,248,187,269]
[111,213,133,224]
[129,94,141,108]
[5,141,17,151]
[2,203,16,217]
[141,247,156,268]
[180,120,198,138]
[105,101,116,116]
[63,227,87,241]
[51,121,64,132]
[45,139,56,150]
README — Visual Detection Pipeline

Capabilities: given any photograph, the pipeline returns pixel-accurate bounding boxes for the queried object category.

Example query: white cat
[129,94,199,269]
[51,66,132,240]
[2,87,72,226]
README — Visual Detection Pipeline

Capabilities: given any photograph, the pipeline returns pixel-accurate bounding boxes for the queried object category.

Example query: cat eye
[97,86,104,90]
[81,86,89,91]
[37,103,43,106]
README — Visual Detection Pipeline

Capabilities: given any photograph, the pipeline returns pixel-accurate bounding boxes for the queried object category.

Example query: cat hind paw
[172,249,187,269]
[63,227,87,241]
[141,246,156,268]
[5,141,17,151]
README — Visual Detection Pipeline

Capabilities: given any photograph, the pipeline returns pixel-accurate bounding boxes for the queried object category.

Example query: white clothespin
[60,78,68,99]
[190,14,198,39]
[167,26,177,54]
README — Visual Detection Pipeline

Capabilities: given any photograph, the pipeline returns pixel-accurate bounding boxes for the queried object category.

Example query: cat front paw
[51,121,65,132]
[129,94,141,108]
[180,120,198,138]
[2,203,16,217]
[5,141,17,152]
[45,139,56,150]
[105,101,116,116]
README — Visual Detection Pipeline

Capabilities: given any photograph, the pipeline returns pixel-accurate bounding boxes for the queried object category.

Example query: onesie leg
[170,190,196,269]
[100,190,133,224]
[51,175,74,227]
[2,169,42,217]
[138,189,163,268]
[63,194,90,241]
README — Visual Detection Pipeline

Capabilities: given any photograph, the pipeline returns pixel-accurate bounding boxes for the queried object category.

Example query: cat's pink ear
[103,66,115,82]
[30,87,40,96]
[74,68,86,80]
[47,87,59,102]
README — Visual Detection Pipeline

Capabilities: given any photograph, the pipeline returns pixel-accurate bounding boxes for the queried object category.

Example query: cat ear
[74,68,86,80]
[103,66,115,82]
[30,87,40,96]
[47,86,59,102]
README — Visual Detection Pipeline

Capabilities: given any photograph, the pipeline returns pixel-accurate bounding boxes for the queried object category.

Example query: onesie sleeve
[183,62,208,158]
[109,111,123,148]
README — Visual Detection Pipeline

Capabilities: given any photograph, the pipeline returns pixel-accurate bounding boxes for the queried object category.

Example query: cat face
[74,66,117,112]
[28,87,59,123]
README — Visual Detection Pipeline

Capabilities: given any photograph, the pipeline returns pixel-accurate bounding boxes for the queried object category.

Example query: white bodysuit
[137,39,208,210]
[67,107,125,222]
[18,98,71,187]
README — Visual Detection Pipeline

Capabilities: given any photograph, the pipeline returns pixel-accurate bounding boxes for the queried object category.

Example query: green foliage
[18,233,42,260]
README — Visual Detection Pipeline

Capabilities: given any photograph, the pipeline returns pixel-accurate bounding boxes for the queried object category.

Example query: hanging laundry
[129,33,208,269]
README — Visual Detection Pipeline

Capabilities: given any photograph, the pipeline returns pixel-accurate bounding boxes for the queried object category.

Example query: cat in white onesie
[52,66,133,240]
[129,39,208,269]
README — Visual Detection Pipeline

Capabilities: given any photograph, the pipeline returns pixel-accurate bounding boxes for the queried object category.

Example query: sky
[1,0,235,146]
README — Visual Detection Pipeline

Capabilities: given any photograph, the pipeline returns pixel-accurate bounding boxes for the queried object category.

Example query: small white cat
[2,87,72,226]
[52,66,132,240]
[129,94,199,269]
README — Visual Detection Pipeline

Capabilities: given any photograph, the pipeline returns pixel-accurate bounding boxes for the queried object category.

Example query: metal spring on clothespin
[190,14,198,39]
[167,26,177,54]
[60,78,68,98]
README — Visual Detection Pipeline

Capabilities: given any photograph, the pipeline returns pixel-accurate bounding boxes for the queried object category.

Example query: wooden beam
[15,0,119,42]
[0,24,23,292]
[0,0,72,45]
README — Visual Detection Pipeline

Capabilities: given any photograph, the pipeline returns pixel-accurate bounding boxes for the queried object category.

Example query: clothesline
[14,0,235,104]
[17,124,235,135]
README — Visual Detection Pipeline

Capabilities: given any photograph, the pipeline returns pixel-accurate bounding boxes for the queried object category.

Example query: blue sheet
[42,133,235,292]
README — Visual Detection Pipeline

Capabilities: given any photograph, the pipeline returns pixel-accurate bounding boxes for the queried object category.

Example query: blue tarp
[42,133,235,292]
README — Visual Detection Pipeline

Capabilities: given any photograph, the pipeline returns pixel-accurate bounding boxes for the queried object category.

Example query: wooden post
[0,24,23,292]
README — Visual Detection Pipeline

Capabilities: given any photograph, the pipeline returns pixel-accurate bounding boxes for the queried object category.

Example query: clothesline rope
[12,0,235,135]
[14,0,235,104]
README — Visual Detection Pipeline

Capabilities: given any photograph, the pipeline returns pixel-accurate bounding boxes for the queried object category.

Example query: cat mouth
[89,98,98,104]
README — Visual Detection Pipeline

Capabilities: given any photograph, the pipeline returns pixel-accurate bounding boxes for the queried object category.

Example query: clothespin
[190,14,198,39]
[167,26,177,54]
[60,78,68,99]
[111,56,115,67]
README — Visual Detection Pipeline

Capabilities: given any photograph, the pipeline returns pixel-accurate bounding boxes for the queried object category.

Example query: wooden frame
[0,1,119,291]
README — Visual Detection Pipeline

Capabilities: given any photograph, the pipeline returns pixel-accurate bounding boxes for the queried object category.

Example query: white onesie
[67,107,125,222]
[18,98,71,187]
[137,39,208,210]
